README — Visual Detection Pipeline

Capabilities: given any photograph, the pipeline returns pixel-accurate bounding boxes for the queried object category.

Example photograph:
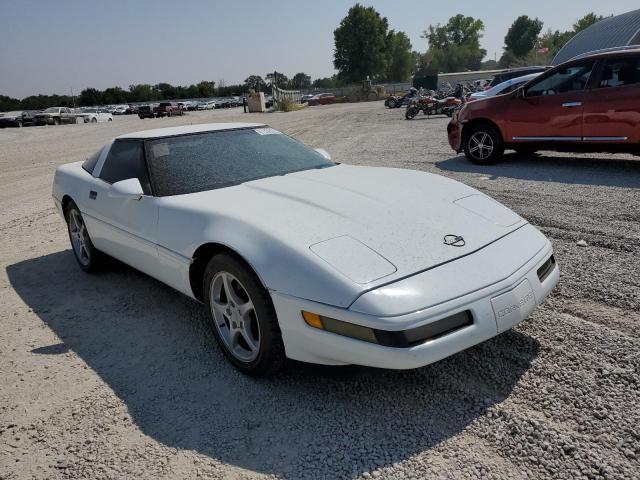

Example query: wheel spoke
[240,323,259,353]
[222,274,243,306]
[238,300,254,318]
[469,144,481,153]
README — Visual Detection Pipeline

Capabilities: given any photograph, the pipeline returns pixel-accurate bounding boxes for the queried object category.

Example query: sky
[1,0,638,99]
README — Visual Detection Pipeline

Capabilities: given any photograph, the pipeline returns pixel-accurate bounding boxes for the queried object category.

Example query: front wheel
[387,97,397,108]
[204,254,285,376]
[463,124,504,165]
[405,106,418,120]
[65,201,102,272]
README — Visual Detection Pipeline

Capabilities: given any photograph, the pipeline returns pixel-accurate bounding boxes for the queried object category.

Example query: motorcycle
[405,95,463,119]
[405,84,465,119]
[385,88,421,108]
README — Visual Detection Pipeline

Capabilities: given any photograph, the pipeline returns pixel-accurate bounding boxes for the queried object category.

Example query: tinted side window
[99,141,151,194]
[527,62,594,97]
[598,57,640,88]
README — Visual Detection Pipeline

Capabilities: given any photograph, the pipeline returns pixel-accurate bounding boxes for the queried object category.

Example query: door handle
[89,190,97,200]
[562,102,582,108]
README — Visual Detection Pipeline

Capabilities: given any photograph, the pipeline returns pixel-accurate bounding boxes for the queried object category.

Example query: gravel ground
[1,103,638,480]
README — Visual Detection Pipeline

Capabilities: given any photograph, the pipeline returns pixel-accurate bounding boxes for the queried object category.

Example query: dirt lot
[1,103,638,480]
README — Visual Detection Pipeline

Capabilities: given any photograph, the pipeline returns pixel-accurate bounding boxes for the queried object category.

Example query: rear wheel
[91,117,97,123]
[463,124,504,165]
[204,254,285,376]
[65,201,102,272]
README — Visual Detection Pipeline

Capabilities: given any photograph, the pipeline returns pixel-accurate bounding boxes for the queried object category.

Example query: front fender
[157,206,363,308]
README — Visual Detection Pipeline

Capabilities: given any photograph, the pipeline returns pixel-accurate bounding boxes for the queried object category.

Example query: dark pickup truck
[138,105,156,119]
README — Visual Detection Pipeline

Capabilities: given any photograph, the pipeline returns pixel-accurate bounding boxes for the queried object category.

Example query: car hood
[170,164,524,287]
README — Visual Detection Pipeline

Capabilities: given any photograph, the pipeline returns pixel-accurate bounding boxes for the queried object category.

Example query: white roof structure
[117,123,266,140]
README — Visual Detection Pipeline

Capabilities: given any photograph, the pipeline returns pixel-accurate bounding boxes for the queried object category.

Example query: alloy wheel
[209,271,261,362]
[468,131,494,161]
[68,209,91,266]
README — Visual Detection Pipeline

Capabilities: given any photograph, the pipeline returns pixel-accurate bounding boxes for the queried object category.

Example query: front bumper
[271,225,558,369]
[447,117,463,152]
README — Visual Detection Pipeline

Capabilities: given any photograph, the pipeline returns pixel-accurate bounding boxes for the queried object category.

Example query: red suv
[448,47,640,164]
[153,102,184,117]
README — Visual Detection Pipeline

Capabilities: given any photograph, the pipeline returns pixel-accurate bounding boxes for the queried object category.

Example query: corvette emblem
[444,235,466,247]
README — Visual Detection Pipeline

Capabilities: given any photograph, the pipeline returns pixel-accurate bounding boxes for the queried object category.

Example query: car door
[582,55,640,144]
[506,61,595,143]
[82,140,160,276]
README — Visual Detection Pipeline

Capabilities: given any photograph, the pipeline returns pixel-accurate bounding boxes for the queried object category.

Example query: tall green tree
[291,72,311,89]
[504,16,544,58]
[244,75,267,91]
[334,3,390,82]
[420,15,486,72]
[266,71,289,89]
[386,31,414,81]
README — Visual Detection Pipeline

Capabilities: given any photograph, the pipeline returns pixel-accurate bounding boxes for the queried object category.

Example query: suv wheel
[464,124,504,165]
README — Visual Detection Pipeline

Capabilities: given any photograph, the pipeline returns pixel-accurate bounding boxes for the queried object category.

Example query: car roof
[568,45,640,62]
[116,122,267,140]
[500,66,548,73]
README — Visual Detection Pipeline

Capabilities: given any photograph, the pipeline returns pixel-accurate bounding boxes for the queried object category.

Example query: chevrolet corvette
[52,123,559,376]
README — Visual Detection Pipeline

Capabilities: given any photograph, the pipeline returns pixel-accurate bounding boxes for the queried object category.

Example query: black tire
[204,253,285,376]
[65,200,102,272]
[405,106,418,120]
[463,123,504,165]
[387,98,397,108]
[108,118,112,122]
[91,117,97,123]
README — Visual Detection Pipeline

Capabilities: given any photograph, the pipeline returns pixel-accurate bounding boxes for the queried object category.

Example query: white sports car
[52,123,559,376]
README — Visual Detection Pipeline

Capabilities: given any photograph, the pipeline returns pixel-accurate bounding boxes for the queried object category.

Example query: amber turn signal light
[302,311,324,329]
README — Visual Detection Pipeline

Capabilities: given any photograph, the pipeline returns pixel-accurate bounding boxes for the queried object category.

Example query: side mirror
[314,148,331,161]
[109,178,144,200]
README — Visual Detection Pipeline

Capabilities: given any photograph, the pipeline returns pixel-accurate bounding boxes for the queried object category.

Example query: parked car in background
[308,93,336,106]
[128,105,139,115]
[75,108,113,123]
[448,47,640,164]
[138,105,156,119]
[0,110,40,127]
[265,95,274,108]
[301,94,314,103]
[34,107,76,125]
[153,102,184,117]
[468,73,542,102]
[198,101,216,110]
[488,66,550,88]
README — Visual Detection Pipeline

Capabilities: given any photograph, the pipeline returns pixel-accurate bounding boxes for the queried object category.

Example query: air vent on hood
[310,236,397,284]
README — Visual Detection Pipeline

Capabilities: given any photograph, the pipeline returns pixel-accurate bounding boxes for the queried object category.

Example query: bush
[276,99,308,112]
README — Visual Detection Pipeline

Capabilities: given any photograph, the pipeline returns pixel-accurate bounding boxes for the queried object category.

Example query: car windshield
[44,107,59,113]
[145,127,335,196]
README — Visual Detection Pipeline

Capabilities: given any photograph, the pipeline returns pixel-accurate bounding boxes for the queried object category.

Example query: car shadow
[7,251,540,479]
[437,152,640,188]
